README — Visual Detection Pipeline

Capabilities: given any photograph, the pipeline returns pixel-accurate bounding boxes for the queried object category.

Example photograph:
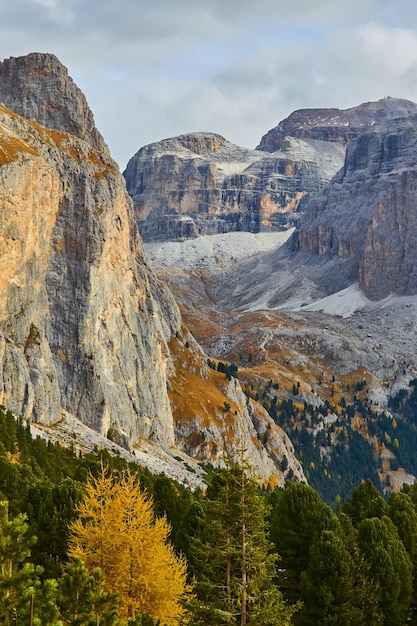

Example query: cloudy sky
[2,0,417,167]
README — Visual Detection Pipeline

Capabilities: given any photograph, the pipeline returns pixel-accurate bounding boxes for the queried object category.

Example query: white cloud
[2,1,417,166]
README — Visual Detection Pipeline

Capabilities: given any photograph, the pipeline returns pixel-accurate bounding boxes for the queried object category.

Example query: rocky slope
[0,52,302,486]
[124,131,344,241]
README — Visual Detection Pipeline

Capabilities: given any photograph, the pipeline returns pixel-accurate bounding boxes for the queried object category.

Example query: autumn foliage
[69,465,190,624]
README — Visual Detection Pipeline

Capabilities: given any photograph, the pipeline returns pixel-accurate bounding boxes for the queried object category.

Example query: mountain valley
[1,52,417,501]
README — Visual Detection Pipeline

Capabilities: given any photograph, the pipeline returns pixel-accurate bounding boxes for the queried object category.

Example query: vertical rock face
[124,132,344,242]
[293,113,417,300]
[0,54,181,449]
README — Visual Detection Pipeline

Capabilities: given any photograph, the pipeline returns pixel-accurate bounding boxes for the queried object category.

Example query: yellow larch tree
[69,465,190,624]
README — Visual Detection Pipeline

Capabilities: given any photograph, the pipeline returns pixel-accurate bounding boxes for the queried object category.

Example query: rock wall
[293,114,417,300]
[0,100,180,449]
[124,132,344,242]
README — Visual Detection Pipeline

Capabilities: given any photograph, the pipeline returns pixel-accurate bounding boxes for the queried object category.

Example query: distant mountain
[143,97,417,500]
[123,131,344,241]
[293,108,417,300]
[257,97,417,151]
[125,98,417,246]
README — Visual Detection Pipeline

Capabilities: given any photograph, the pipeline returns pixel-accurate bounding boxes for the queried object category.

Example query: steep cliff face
[124,132,344,242]
[0,102,181,448]
[257,98,417,152]
[293,113,417,300]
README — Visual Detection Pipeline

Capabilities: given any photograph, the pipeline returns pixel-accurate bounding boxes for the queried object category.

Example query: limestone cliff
[293,112,417,300]
[124,132,344,242]
[0,52,302,484]
[0,52,107,154]
[0,102,181,448]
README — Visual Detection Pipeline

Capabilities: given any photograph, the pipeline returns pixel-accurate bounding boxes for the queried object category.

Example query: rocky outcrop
[293,112,417,300]
[167,336,304,486]
[257,98,417,152]
[124,132,344,242]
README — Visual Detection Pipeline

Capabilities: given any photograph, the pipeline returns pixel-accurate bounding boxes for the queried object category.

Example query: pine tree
[59,557,119,625]
[357,515,413,625]
[189,453,295,625]
[300,528,371,625]
[0,500,61,625]
[268,482,336,605]
[69,465,190,624]
[387,491,417,622]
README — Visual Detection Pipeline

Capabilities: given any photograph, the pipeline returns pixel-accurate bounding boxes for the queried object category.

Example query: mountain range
[0,52,303,488]
[126,94,417,498]
[2,52,417,499]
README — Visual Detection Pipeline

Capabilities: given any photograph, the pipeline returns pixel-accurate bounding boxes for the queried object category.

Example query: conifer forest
[0,406,416,625]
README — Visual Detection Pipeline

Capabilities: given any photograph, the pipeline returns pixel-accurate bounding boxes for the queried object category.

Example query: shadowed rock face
[293,114,417,300]
[124,132,344,242]
[257,98,417,152]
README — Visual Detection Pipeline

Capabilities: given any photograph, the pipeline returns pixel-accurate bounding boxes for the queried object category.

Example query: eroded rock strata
[124,132,344,241]
[293,113,417,300]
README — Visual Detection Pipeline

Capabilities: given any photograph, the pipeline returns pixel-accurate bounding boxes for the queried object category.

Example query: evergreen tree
[300,526,376,626]
[387,491,417,622]
[58,557,119,625]
[0,500,61,625]
[342,479,386,525]
[357,515,413,626]
[268,482,335,605]
[69,465,190,624]
[189,454,295,625]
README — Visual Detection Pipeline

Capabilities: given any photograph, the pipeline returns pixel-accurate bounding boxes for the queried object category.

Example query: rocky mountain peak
[257,97,417,152]
[0,52,109,155]
[167,132,229,155]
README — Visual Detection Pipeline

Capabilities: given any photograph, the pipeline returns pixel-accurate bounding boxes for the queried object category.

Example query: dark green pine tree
[189,453,295,625]
[268,482,336,606]
[0,500,61,625]
[342,479,386,525]
[387,491,417,623]
[58,557,119,625]
[357,515,413,626]
[300,525,380,626]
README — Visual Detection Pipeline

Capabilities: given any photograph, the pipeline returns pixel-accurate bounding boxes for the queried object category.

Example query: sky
[2,0,417,168]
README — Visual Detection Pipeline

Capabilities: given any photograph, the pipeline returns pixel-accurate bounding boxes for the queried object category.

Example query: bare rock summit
[0,52,108,155]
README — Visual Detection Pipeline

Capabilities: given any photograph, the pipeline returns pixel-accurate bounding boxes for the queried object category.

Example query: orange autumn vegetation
[69,465,191,624]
